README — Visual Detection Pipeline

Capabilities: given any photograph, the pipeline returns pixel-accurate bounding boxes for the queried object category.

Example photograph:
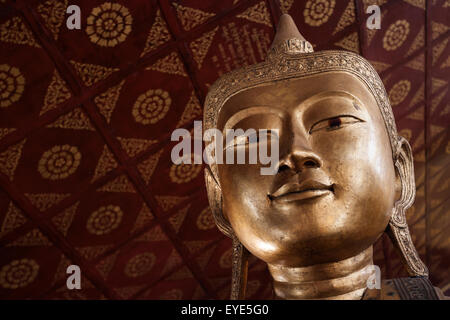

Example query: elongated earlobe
[204,167,249,299]
[231,235,249,300]
[387,136,428,276]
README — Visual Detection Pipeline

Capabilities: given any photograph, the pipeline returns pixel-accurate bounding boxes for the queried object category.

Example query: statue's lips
[269,181,333,203]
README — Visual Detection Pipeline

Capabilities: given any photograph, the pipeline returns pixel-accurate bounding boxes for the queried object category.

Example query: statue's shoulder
[363,277,449,300]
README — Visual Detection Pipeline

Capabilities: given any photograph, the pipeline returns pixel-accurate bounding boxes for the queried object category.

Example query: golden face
[216,72,399,267]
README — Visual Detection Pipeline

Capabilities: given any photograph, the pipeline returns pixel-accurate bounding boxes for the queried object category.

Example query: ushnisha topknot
[203,14,401,180]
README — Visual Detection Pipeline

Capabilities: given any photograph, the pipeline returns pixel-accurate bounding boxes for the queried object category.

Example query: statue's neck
[267,247,373,300]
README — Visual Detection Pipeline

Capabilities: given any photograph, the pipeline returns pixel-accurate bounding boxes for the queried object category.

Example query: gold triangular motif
[190,27,219,70]
[25,193,70,212]
[70,61,118,86]
[173,3,215,31]
[333,1,355,35]
[97,175,136,193]
[141,9,171,57]
[186,240,209,254]
[236,1,272,27]
[279,0,294,14]
[130,203,154,234]
[0,128,16,140]
[51,201,78,236]
[52,254,72,285]
[440,103,450,116]
[165,266,193,281]
[369,60,391,73]
[405,53,424,72]
[431,125,445,139]
[0,202,27,237]
[431,134,445,156]
[137,150,162,185]
[192,285,205,299]
[0,16,41,48]
[409,83,424,108]
[116,285,147,299]
[91,145,118,183]
[403,0,425,9]
[77,245,112,260]
[96,251,119,279]
[432,88,447,113]
[406,27,424,56]
[40,70,72,116]
[412,130,425,151]
[176,92,202,127]
[168,204,190,234]
[432,78,447,94]
[155,195,188,212]
[6,228,52,247]
[37,0,68,40]
[161,248,183,275]
[196,245,216,269]
[432,38,448,65]
[441,55,450,69]
[47,107,95,131]
[432,22,449,41]
[0,139,26,181]
[135,225,166,242]
[94,80,124,124]
[414,149,425,162]
[335,32,359,53]
[117,137,158,158]
[146,52,187,77]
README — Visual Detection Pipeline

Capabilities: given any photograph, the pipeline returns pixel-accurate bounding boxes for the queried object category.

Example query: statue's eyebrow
[302,90,366,111]
[223,106,285,130]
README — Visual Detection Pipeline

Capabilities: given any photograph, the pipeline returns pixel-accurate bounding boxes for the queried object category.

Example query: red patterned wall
[0,0,448,299]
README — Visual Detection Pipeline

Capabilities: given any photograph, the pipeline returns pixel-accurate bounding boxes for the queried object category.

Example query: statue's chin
[241,230,382,267]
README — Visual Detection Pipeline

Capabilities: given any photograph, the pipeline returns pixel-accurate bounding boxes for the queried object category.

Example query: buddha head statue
[203,14,428,299]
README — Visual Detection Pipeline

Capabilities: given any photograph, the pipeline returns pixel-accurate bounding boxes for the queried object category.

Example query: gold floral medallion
[389,80,411,106]
[86,205,123,235]
[38,144,81,180]
[0,258,39,289]
[169,156,202,184]
[383,20,410,51]
[124,252,156,278]
[86,2,133,47]
[196,207,216,230]
[0,64,25,108]
[132,89,171,125]
[303,0,336,27]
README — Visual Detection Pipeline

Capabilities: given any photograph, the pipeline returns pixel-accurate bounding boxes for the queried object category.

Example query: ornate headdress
[203,14,428,299]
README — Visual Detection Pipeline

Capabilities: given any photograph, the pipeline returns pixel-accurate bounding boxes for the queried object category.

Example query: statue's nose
[277,133,322,174]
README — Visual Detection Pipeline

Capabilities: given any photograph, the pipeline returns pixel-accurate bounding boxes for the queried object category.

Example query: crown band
[268,38,314,59]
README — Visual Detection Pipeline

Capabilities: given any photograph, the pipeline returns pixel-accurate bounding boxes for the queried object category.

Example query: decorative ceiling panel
[0,0,448,299]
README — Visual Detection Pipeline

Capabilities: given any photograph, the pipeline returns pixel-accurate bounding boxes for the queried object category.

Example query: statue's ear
[204,167,249,299]
[204,166,234,237]
[391,136,415,225]
[386,136,429,277]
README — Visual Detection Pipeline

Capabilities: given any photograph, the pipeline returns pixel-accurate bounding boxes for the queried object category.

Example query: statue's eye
[224,130,276,150]
[310,115,362,133]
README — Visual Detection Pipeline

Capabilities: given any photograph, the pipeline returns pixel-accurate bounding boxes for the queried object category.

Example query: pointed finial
[267,14,313,59]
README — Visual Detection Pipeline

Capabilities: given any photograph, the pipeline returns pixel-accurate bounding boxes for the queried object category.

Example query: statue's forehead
[217,71,380,128]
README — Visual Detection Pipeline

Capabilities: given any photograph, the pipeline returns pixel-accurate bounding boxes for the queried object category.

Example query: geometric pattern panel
[0,0,448,299]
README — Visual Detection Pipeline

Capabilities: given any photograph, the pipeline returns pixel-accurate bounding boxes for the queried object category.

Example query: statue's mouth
[268,180,334,203]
